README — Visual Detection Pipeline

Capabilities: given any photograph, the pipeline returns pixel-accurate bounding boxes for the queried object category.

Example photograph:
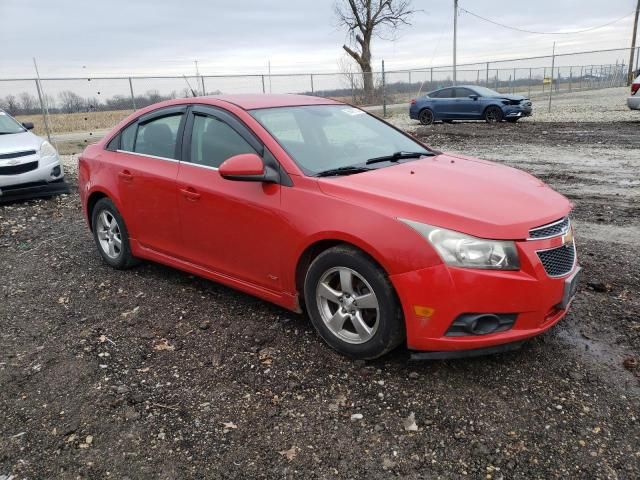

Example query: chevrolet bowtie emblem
[562,228,574,246]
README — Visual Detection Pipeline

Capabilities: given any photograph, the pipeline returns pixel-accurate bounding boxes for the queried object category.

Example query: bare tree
[2,95,20,115]
[336,0,415,101]
[19,92,38,113]
[58,90,86,113]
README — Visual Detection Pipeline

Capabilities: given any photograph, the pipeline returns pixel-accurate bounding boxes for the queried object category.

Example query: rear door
[429,88,455,118]
[109,106,185,255]
[176,105,286,290]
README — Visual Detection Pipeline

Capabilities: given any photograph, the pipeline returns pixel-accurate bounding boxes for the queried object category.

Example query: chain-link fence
[1,46,638,141]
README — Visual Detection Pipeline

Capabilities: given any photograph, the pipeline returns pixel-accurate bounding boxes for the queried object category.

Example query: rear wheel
[91,198,139,269]
[418,108,434,126]
[304,246,405,359]
[484,106,504,123]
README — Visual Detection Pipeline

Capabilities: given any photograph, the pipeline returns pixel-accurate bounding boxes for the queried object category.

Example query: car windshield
[470,86,502,97]
[249,105,430,175]
[0,111,26,135]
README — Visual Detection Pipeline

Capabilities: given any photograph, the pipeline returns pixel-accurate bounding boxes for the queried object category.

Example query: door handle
[180,187,201,201]
[118,170,133,182]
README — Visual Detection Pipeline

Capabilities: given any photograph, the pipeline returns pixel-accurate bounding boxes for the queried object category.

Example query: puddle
[554,327,639,396]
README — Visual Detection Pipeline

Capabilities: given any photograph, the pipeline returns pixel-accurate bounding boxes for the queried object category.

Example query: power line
[458,7,636,35]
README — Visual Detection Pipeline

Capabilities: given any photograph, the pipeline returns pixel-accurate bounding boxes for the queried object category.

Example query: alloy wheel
[96,210,123,259]
[315,267,380,344]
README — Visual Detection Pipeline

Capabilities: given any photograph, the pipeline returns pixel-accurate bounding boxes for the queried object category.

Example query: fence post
[528,68,532,98]
[569,67,572,92]
[476,69,479,85]
[382,60,387,118]
[542,67,546,93]
[512,67,516,93]
[261,75,265,94]
[579,66,583,90]
[430,67,433,87]
[128,77,137,110]
[200,76,206,95]
[34,79,52,144]
[310,74,314,94]
[486,62,489,85]
[408,70,411,85]
[351,77,355,103]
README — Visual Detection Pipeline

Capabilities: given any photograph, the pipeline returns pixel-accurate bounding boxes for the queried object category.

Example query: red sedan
[79,94,580,360]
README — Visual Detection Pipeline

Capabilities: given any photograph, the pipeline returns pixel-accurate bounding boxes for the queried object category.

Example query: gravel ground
[1,113,640,478]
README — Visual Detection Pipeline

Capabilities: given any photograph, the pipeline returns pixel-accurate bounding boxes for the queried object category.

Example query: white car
[0,109,68,203]
[628,74,640,111]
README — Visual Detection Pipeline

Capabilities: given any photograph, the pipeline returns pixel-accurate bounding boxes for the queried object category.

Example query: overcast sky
[0,0,637,78]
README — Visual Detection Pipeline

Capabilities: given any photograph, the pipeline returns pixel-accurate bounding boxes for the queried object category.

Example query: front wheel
[484,106,504,123]
[303,246,405,359]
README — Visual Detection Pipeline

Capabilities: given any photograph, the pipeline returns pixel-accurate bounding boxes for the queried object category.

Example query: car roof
[207,94,342,110]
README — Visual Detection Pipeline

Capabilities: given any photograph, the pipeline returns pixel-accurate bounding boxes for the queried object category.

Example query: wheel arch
[86,189,117,231]
[294,236,393,304]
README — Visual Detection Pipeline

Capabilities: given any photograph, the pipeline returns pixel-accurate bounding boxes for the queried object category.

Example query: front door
[176,106,286,291]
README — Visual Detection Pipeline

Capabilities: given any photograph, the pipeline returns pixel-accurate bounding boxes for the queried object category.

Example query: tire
[418,108,434,126]
[506,118,519,123]
[91,198,139,269]
[484,106,504,123]
[303,245,405,359]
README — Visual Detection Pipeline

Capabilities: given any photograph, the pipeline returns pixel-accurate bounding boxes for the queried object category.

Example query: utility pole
[628,0,640,84]
[268,60,272,94]
[453,0,458,85]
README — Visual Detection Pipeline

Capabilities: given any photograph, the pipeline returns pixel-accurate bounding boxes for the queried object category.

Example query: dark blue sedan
[409,85,532,125]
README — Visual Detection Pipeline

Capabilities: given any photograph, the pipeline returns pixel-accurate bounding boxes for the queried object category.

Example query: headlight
[400,219,520,270]
[39,141,58,159]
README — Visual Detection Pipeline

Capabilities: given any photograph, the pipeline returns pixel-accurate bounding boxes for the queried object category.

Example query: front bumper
[0,178,69,203]
[504,107,532,118]
[390,234,579,354]
[627,96,640,110]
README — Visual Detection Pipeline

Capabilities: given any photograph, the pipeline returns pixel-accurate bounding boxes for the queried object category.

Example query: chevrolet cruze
[79,95,580,360]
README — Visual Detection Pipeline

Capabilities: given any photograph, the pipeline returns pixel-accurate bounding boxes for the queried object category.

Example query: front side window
[455,88,475,98]
[190,115,256,168]
[250,105,429,175]
[134,114,183,159]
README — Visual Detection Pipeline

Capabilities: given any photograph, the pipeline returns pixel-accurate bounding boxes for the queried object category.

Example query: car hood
[490,94,527,101]
[0,131,43,155]
[316,153,571,240]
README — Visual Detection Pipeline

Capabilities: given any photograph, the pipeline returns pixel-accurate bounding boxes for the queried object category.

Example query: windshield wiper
[315,166,372,177]
[365,151,432,165]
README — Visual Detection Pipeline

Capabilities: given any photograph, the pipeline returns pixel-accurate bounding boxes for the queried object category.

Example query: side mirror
[22,122,34,130]
[468,95,479,101]
[219,153,279,183]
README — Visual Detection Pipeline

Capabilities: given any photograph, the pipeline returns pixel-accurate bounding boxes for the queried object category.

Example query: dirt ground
[1,115,639,479]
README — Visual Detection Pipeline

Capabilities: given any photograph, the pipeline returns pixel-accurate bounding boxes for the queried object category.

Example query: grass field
[16,109,133,137]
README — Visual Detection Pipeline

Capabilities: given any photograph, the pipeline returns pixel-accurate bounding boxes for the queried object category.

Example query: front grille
[0,161,39,175]
[0,150,36,160]
[537,242,575,277]
[529,217,570,239]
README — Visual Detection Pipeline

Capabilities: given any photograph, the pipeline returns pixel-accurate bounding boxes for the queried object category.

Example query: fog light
[445,313,517,336]
[51,165,61,177]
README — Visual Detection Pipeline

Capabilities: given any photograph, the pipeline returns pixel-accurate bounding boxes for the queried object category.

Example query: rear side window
[134,114,183,159]
[121,123,137,151]
[190,115,255,168]
[430,88,454,98]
